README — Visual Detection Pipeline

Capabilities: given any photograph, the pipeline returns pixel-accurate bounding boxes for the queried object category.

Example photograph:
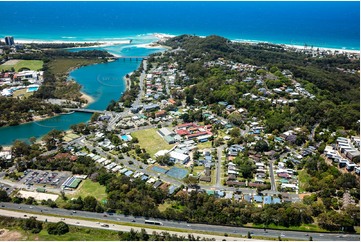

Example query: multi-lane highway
[0,202,358,241]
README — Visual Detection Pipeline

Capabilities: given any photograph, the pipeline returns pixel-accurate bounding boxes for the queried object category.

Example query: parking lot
[19,170,71,189]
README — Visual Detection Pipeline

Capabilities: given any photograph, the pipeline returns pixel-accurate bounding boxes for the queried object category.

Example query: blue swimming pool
[121,135,129,141]
[27,86,39,92]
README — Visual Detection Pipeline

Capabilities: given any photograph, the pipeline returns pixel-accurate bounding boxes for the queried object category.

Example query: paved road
[215,144,227,188]
[269,160,277,191]
[0,208,246,241]
[0,203,358,241]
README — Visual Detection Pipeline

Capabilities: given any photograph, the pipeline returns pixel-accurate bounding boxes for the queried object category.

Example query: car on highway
[131,219,135,222]
[61,218,65,221]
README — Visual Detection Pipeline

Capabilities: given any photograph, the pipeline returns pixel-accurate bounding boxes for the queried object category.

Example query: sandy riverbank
[80,91,95,107]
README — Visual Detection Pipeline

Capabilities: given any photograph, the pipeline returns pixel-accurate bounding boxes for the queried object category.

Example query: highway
[0,202,359,241]
[0,208,244,241]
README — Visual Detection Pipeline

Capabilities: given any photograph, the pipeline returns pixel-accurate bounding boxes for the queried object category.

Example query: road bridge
[64,108,106,114]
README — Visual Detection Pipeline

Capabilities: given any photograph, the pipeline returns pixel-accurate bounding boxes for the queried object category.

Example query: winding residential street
[215,144,227,188]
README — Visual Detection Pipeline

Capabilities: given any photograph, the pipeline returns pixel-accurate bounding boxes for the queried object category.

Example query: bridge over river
[64,108,107,114]
[115,56,147,61]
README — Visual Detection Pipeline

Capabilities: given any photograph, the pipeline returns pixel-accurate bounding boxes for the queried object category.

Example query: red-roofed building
[176,129,189,136]
[168,99,176,105]
[177,123,196,129]
[155,110,167,118]
[187,131,209,139]
[277,172,290,178]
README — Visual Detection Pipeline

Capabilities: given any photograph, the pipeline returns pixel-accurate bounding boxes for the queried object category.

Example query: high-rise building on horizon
[4,36,15,46]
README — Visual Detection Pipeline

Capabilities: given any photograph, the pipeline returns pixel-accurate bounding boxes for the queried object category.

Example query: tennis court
[151,166,168,174]
[166,167,188,180]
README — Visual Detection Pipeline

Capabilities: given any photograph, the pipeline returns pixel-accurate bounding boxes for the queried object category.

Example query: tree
[156,154,171,166]
[229,127,241,138]
[0,190,10,202]
[47,221,69,235]
[21,217,43,234]
[83,196,98,212]
[254,140,269,152]
[42,129,63,150]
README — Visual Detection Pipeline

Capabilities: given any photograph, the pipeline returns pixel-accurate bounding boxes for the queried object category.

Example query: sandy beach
[232,39,360,54]
[80,91,95,107]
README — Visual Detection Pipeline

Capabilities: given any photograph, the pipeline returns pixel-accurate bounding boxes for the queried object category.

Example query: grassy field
[131,128,175,157]
[196,141,212,150]
[68,179,107,202]
[0,60,43,71]
[298,169,311,193]
[12,88,34,99]
[47,58,101,76]
[192,165,204,176]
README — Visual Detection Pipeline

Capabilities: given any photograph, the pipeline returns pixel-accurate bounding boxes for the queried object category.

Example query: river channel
[0,45,162,145]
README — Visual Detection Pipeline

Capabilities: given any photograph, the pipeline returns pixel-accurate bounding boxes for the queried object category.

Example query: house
[346,162,356,172]
[339,160,347,168]
[253,195,263,203]
[169,151,190,164]
[153,180,163,189]
[264,196,272,205]
[281,183,298,190]
[200,176,211,182]
[155,110,167,118]
[143,104,160,112]
[243,194,252,202]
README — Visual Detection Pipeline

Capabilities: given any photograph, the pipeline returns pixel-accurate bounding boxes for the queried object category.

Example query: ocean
[0,1,359,50]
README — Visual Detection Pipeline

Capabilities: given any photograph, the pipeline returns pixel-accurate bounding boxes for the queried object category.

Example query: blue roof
[217,191,225,197]
[243,195,251,202]
[168,185,178,195]
[141,175,149,181]
[124,171,134,177]
[273,198,281,204]
[254,195,263,202]
[205,155,212,161]
[264,196,272,204]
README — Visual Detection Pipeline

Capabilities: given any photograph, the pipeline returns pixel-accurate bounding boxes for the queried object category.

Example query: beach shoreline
[15,34,360,54]
[80,91,95,108]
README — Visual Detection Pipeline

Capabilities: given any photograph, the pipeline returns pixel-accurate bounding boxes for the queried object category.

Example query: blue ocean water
[0,1,359,50]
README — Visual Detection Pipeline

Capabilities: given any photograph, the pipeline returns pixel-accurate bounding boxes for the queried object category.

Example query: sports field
[0,60,43,71]
[131,128,174,157]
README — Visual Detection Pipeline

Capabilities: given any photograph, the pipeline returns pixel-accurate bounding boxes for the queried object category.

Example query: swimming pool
[121,135,132,141]
[27,86,39,92]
